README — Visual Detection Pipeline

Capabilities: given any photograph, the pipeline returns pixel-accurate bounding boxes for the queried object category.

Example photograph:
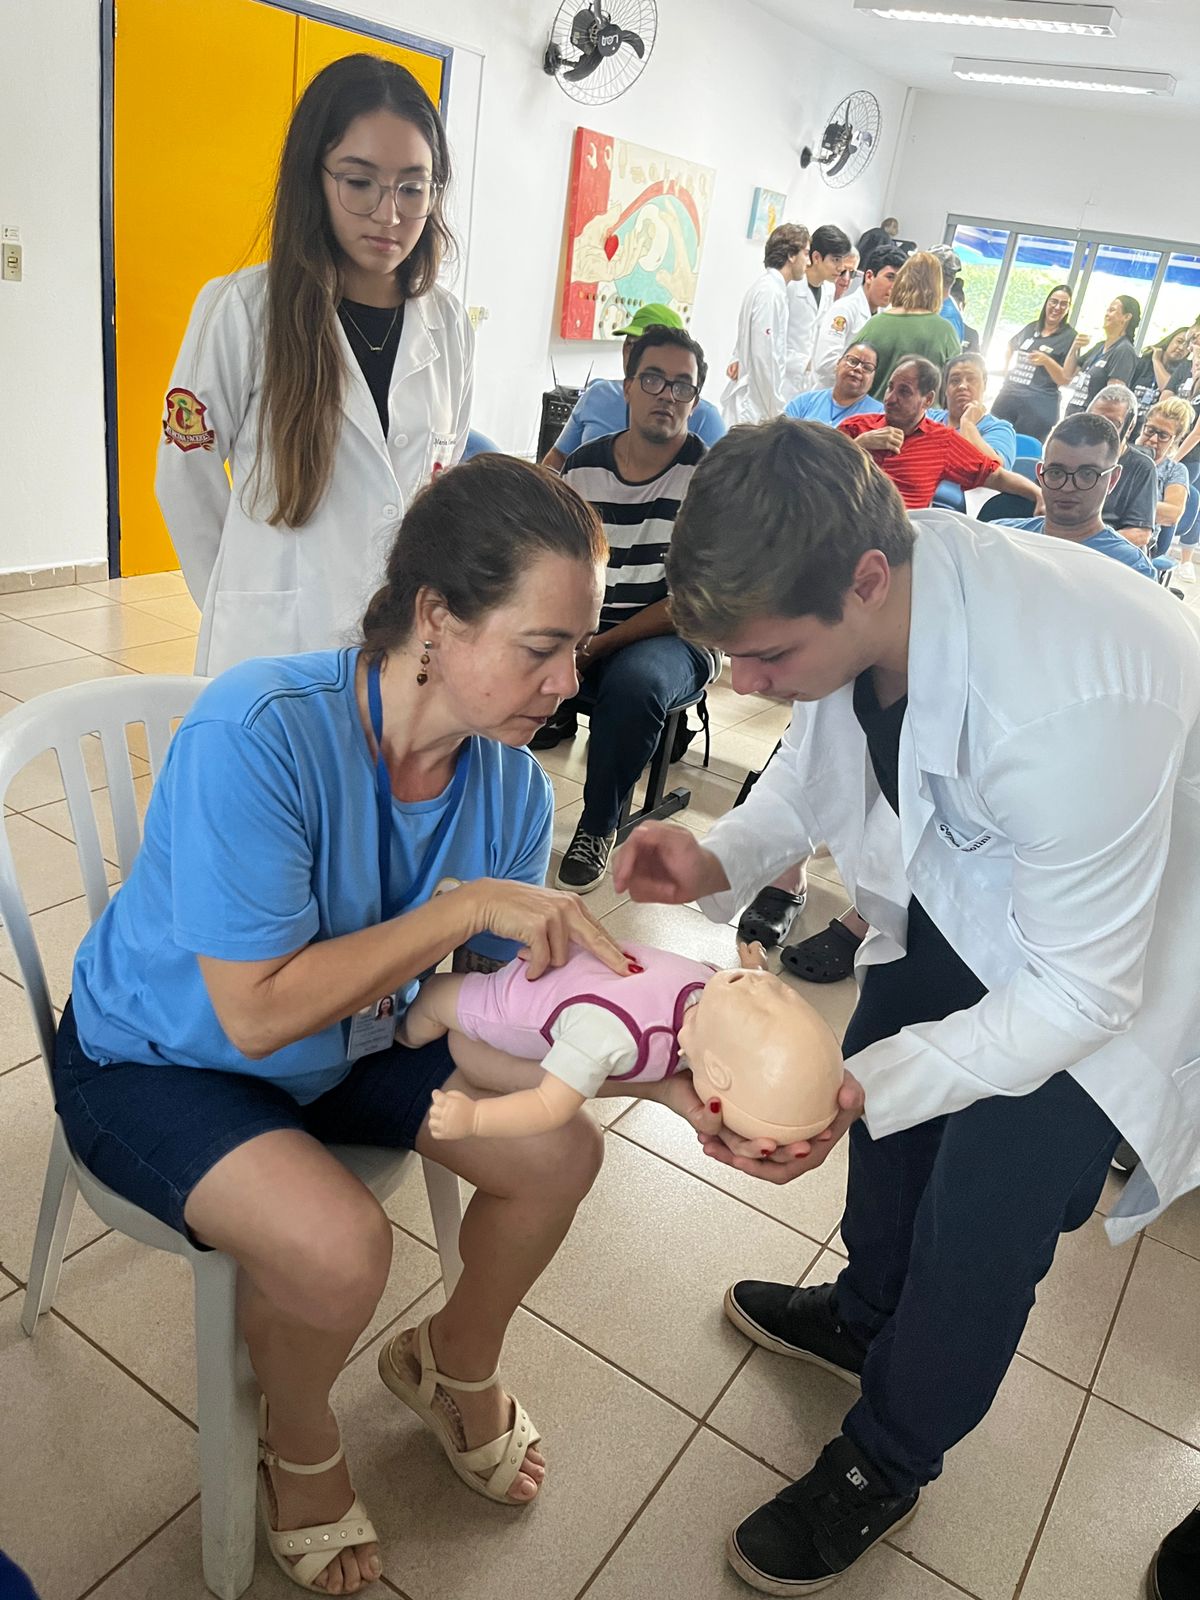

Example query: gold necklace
[340,303,401,353]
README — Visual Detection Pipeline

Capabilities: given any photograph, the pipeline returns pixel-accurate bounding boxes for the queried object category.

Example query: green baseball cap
[613,302,684,338]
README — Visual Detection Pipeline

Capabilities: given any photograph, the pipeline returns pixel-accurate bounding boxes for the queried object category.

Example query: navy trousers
[832,977,1119,1496]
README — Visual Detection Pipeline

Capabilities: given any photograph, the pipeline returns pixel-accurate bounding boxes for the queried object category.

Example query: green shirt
[857,311,963,399]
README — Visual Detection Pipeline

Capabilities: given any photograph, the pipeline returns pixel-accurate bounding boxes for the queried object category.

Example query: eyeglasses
[322,168,441,219]
[1141,425,1178,444]
[1039,462,1119,491]
[638,370,699,403]
[841,354,877,374]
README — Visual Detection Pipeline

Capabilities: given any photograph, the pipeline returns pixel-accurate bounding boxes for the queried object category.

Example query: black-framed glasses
[1039,462,1118,491]
[840,354,877,374]
[1141,425,1177,445]
[322,168,441,219]
[638,370,699,403]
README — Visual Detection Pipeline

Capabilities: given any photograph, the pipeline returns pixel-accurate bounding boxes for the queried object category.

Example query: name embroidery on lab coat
[937,820,994,853]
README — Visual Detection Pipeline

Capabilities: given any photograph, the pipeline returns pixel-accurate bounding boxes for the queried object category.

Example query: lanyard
[368,657,469,920]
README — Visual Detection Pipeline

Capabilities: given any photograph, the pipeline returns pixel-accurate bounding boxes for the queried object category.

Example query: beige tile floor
[1,568,1199,1600]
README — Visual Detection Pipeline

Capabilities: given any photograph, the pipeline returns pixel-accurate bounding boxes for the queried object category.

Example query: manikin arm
[429,1071,586,1140]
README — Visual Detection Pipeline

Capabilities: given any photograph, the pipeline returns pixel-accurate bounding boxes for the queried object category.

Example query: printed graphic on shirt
[162,388,215,453]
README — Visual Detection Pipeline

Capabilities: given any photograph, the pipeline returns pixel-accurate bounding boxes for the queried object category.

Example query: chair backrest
[1011,456,1041,484]
[1013,433,1044,461]
[1178,484,1200,544]
[932,481,966,512]
[977,492,1040,523]
[0,675,208,1077]
[462,430,499,460]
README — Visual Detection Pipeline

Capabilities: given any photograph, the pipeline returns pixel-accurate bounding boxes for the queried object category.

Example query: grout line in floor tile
[1009,1390,1092,1600]
[47,1305,199,1433]
[884,1546,988,1600]
[341,1271,444,1369]
[606,1125,830,1248]
[1086,1229,1143,1394]
[0,1052,40,1078]
[517,1303,702,1424]
[74,1493,199,1600]
[1142,1230,1200,1267]
[572,1422,705,1599]
[1081,1392,1200,1457]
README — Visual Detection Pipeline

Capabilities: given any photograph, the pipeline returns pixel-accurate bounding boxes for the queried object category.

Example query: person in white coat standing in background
[784,223,855,397]
[158,54,473,676]
[721,223,810,426]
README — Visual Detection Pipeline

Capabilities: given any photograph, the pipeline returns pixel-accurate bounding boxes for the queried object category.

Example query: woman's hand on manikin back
[462,878,633,980]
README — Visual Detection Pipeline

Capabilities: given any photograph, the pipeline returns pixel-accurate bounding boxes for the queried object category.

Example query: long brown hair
[255,54,455,528]
[888,251,943,313]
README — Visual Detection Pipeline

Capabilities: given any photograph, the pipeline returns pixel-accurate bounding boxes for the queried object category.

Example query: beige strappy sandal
[377,1316,542,1505]
[257,1400,380,1592]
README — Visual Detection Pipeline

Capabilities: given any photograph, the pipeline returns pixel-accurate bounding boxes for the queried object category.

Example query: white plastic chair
[0,676,464,1599]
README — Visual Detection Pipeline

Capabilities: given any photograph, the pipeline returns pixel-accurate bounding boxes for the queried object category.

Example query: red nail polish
[709,1099,721,1114]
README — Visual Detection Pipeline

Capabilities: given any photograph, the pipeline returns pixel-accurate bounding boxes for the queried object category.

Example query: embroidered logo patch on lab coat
[163,388,216,452]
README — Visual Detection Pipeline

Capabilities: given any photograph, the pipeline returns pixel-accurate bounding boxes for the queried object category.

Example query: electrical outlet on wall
[2,242,22,283]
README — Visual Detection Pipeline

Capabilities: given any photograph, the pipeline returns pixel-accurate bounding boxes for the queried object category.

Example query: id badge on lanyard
[347,657,469,1061]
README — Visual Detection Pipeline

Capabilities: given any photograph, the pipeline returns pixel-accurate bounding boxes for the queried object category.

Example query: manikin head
[678,944,843,1142]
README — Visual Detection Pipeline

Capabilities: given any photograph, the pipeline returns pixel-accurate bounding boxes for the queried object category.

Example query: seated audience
[785,343,883,426]
[809,248,905,388]
[1063,296,1141,415]
[838,355,1040,511]
[1088,383,1158,547]
[992,284,1077,443]
[1139,399,1196,573]
[856,252,963,398]
[722,223,810,424]
[541,303,723,472]
[786,224,855,395]
[535,325,719,892]
[931,245,965,340]
[1165,339,1200,488]
[927,351,1017,466]
[1131,326,1193,424]
[994,411,1155,579]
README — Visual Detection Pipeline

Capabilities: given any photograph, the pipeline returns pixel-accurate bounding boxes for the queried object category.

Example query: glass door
[948,222,1009,346]
[986,233,1080,375]
[1073,243,1164,355]
[1142,250,1200,364]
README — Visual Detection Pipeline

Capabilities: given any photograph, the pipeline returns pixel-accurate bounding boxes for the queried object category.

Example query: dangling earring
[416,641,432,686]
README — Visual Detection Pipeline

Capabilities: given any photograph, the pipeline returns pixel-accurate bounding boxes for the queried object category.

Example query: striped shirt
[562,431,719,678]
[838,413,1000,509]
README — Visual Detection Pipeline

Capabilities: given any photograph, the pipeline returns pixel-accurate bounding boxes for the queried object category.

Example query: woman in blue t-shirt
[53,456,633,1594]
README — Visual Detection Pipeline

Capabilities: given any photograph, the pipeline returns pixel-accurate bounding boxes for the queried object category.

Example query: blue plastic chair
[1176,484,1200,547]
[462,429,499,459]
[932,481,966,512]
[1011,456,1041,484]
[978,492,1040,523]
[1013,433,1044,461]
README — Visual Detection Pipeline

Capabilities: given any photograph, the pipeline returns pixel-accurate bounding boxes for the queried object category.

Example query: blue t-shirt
[926,407,1017,470]
[784,389,883,426]
[940,297,965,339]
[995,518,1156,579]
[554,378,726,455]
[70,650,553,1102]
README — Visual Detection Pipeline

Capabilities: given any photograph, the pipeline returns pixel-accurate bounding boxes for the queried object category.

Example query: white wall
[887,90,1200,249]
[0,0,903,574]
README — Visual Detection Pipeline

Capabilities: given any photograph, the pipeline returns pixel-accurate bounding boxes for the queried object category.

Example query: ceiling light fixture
[951,56,1175,93]
[854,1,1120,34]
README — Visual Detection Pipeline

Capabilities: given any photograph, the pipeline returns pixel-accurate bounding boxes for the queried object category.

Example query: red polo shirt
[838,414,1000,509]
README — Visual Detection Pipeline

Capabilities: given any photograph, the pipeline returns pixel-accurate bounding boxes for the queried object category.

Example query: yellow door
[112,0,446,577]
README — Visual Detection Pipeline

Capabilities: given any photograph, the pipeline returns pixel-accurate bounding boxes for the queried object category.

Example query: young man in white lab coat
[614,418,1200,1596]
[784,224,855,399]
[721,224,810,427]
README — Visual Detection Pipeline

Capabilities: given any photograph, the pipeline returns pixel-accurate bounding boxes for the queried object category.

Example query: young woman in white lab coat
[158,54,474,675]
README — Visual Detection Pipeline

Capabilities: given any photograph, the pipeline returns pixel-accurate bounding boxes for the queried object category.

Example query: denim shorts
[52,998,456,1243]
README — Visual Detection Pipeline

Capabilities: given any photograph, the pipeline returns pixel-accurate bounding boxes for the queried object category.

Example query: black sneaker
[728,1435,918,1595]
[556,826,616,893]
[529,711,578,751]
[1150,1504,1200,1600]
[724,1281,867,1388]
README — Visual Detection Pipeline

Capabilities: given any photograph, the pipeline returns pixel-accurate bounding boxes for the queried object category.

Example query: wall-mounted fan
[543,0,657,104]
[799,91,882,189]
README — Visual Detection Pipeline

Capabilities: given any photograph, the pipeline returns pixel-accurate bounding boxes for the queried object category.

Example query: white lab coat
[808,286,872,389]
[784,276,835,396]
[720,268,790,426]
[156,264,474,676]
[699,511,1200,1244]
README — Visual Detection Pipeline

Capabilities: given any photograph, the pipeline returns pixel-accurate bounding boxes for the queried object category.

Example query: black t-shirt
[1103,444,1158,533]
[1169,362,1200,465]
[1065,335,1137,414]
[852,670,987,1015]
[1002,322,1077,396]
[337,299,406,435]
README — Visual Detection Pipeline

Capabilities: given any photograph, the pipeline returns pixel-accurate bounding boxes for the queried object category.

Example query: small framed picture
[748,187,787,243]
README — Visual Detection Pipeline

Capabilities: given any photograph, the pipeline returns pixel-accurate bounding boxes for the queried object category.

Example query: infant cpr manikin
[398,937,843,1145]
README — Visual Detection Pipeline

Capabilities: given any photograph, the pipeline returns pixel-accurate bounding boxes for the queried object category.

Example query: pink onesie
[454,941,716,1096]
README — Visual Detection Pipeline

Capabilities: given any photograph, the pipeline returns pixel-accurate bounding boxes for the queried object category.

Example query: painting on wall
[747,186,786,244]
[559,127,715,341]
